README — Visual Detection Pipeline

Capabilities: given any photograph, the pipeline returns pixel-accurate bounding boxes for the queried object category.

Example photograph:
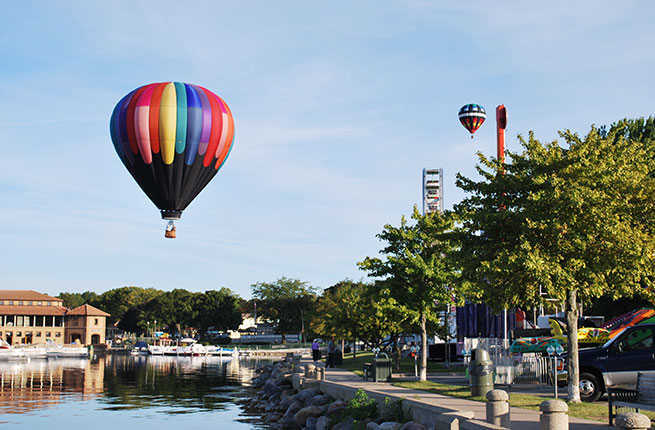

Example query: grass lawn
[339,351,465,377]
[395,380,655,424]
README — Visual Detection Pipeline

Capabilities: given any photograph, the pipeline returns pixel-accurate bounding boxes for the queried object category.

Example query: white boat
[20,345,48,359]
[46,340,89,359]
[205,345,238,358]
[0,339,26,361]
[163,345,180,356]
[172,338,200,356]
[148,345,165,355]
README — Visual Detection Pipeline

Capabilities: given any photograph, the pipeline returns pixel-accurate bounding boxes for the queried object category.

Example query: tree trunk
[353,336,357,359]
[394,336,401,371]
[566,288,581,402]
[445,306,450,368]
[420,311,428,381]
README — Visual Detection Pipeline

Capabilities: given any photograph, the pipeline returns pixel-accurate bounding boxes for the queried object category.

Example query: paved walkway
[322,366,610,429]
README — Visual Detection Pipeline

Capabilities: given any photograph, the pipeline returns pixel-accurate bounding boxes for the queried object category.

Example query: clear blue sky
[1,1,653,298]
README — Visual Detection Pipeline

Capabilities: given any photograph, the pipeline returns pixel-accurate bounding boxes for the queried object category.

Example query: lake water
[0,355,267,429]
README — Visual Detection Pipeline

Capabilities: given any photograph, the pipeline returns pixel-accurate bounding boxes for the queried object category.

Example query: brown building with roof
[65,304,109,345]
[0,290,110,346]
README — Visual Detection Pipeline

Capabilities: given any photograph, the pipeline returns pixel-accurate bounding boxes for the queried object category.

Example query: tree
[194,289,243,333]
[455,121,655,401]
[359,207,460,381]
[93,287,163,327]
[311,280,365,353]
[57,291,98,309]
[251,277,318,342]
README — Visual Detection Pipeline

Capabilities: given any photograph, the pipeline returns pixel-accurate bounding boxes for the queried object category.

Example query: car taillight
[557,360,564,371]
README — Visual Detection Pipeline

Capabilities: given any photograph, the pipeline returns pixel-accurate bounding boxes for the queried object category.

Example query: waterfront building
[0,290,66,345]
[65,304,109,345]
[0,290,110,346]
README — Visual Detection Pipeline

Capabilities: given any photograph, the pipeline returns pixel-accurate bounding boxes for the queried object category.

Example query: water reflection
[0,355,267,429]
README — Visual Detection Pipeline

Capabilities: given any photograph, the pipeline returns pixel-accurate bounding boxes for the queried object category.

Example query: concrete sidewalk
[323,366,610,429]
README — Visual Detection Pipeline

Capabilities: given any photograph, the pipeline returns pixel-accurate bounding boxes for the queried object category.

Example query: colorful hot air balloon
[458,104,486,138]
[110,82,235,238]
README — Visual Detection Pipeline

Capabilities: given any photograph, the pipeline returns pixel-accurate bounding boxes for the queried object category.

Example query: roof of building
[0,305,67,316]
[0,290,62,302]
[66,304,110,317]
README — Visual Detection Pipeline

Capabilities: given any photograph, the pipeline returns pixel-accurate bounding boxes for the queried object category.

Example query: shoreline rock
[242,357,422,430]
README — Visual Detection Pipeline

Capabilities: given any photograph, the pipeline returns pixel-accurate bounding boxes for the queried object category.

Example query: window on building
[27,301,32,306]
[95,318,99,325]
[16,332,21,337]
[35,316,44,327]
[36,332,41,337]
[5,316,14,326]
[54,316,63,327]
[16,316,23,327]
[55,332,61,337]
[46,332,51,338]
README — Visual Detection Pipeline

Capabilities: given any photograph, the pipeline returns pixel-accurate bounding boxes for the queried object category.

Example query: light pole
[496,105,509,348]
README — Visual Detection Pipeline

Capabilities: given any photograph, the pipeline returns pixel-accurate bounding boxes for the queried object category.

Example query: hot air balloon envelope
[458,104,486,137]
[110,82,235,238]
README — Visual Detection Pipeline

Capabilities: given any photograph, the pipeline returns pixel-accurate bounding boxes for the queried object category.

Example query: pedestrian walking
[327,338,336,368]
[311,339,321,362]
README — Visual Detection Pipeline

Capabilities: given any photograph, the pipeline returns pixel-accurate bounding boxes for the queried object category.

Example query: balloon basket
[164,220,176,239]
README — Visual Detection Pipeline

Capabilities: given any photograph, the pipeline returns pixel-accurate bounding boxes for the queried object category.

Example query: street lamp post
[496,105,509,347]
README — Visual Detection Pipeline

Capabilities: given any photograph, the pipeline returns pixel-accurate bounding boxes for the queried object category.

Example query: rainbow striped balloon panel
[110,82,235,217]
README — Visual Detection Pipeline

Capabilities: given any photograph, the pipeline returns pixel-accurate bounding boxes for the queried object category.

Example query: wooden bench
[608,372,655,426]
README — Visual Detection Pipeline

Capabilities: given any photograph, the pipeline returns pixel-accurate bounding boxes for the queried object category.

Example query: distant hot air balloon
[110,82,235,238]
[458,104,486,138]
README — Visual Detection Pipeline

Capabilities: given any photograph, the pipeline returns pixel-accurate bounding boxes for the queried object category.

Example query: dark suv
[560,323,655,401]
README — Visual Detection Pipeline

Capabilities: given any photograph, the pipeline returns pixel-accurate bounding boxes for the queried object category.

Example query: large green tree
[311,280,365,351]
[456,120,655,401]
[359,207,461,381]
[194,289,243,333]
[251,277,318,342]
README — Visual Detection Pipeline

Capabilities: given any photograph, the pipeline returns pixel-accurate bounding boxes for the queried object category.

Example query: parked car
[558,323,655,401]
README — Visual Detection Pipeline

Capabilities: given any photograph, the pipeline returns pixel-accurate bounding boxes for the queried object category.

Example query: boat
[46,340,89,358]
[176,339,206,356]
[20,345,48,359]
[148,345,165,355]
[205,345,238,358]
[0,339,27,361]
[130,341,149,355]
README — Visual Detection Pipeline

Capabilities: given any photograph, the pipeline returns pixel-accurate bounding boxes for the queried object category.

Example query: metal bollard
[486,389,510,428]
[615,412,651,429]
[539,400,568,430]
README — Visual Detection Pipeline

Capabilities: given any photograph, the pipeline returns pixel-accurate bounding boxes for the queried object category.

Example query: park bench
[608,372,655,426]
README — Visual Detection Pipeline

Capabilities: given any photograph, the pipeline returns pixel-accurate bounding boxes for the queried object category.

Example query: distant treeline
[58,287,243,335]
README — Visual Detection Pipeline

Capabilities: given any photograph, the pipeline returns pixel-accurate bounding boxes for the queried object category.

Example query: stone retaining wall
[246,356,507,430]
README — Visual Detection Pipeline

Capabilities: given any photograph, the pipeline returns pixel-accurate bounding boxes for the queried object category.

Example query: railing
[464,338,553,385]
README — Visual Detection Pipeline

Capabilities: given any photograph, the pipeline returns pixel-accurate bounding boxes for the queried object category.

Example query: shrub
[346,389,378,421]
[379,397,405,422]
